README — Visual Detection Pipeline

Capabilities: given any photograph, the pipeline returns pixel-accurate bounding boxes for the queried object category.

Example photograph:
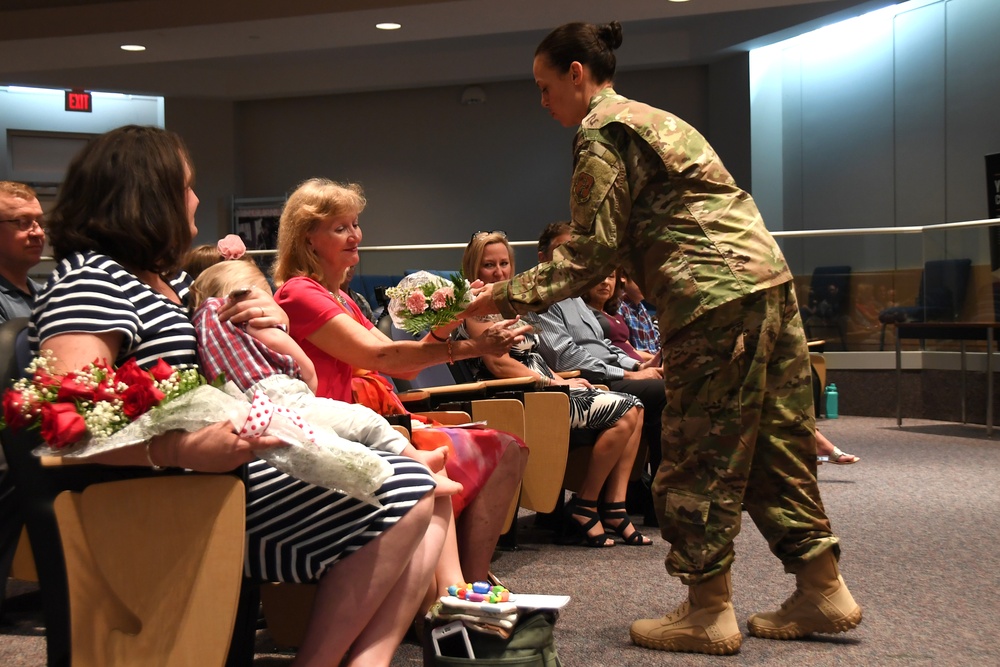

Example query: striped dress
[31,252,435,583]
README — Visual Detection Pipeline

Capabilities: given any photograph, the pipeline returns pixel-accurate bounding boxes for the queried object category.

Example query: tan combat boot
[747,549,862,639]
[630,570,742,655]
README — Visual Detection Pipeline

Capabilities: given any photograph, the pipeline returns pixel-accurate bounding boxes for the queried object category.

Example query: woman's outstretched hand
[476,317,532,356]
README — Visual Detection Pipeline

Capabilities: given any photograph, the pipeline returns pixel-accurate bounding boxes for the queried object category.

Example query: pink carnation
[217,234,247,260]
[406,290,428,314]
[430,286,453,309]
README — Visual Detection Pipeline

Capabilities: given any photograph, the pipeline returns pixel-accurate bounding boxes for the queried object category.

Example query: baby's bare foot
[412,446,449,473]
[433,472,463,497]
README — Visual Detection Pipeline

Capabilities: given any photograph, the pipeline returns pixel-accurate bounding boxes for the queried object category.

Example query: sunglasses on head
[471,230,507,241]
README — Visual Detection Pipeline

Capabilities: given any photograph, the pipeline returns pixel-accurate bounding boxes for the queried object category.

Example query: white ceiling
[0,0,897,100]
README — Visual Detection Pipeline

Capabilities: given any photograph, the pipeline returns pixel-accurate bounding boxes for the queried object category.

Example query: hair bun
[600,21,623,50]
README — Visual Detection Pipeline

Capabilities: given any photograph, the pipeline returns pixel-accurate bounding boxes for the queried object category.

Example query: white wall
[0,86,163,184]
[751,0,1000,274]
[165,97,237,247]
[233,66,715,275]
[1,62,733,279]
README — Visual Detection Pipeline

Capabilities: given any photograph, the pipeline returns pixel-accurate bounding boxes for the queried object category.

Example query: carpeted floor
[2,415,998,666]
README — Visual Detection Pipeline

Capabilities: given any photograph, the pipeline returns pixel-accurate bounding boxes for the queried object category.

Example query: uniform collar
[587,86,622,113]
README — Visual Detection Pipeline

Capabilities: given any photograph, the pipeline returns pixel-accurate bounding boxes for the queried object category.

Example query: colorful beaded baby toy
[447,581,510,604]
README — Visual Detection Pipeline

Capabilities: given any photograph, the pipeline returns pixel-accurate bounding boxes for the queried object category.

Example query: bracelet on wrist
[145,440,166,471]
[446,338,455,364]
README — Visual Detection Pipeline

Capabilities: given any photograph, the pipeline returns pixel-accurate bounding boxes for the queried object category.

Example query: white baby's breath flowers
[83,399,128,438]
[25,349,54,374]
[159,366,204,401]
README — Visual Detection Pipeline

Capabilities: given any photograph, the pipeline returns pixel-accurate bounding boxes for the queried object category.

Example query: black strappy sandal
[600,501,653,546]
[560,496,615,548]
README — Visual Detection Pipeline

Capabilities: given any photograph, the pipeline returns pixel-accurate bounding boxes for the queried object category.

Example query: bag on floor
[424,609,562,666]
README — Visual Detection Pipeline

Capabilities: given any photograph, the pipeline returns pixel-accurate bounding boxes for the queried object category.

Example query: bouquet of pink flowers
[1,353,391,505]
[385,271,471,335]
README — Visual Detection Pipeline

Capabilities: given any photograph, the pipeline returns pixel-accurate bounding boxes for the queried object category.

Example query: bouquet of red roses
[1,352,208,451]
[1,354,391,506]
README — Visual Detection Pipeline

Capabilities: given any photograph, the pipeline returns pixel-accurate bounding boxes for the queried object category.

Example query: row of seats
[0,316,261,667]
[0,314,596,664]
[377,315,641,534]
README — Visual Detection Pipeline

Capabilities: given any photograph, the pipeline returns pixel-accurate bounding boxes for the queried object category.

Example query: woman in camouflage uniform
[463,20,861,656]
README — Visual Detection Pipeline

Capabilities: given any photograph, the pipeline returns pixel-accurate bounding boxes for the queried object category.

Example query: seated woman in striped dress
[32,125,447,667]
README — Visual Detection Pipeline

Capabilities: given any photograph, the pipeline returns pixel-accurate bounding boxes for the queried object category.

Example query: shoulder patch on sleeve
[573,173,596,204]
[569,148,620,237]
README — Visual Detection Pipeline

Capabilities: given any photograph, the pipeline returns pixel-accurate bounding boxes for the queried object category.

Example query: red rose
[57,374,95,403]
[2,389,33,431]
[32,368,61,391]
[121,382,165,420]
[149,359,175,382]
[115,358,152,389]
[93,379,120,403]
[39,402,87,449]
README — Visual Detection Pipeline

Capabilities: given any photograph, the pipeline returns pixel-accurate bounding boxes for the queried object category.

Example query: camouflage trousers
[652,281,839,585]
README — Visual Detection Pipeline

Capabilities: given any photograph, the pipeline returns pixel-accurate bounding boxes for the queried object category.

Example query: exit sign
[65,90,92,113]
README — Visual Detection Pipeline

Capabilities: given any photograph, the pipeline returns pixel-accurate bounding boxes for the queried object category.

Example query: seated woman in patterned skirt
[459,232,652,547]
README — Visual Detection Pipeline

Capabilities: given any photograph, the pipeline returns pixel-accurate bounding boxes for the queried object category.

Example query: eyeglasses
[470,230,507,241]
[0,218,43,232]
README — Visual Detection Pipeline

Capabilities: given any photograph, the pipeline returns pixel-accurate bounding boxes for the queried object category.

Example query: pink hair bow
[217,234,247,260]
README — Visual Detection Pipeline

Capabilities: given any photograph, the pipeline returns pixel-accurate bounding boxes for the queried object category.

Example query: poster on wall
[232,198,285,250]
[987,153,1000,273]
[232,197,286,275]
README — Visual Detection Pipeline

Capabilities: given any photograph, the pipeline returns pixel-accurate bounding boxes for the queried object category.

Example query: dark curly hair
[535,21,622,83]
[45,125,194,274]
[537,221,572,258]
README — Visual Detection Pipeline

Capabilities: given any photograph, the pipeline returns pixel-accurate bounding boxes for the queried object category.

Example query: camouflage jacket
[493,87,792,342]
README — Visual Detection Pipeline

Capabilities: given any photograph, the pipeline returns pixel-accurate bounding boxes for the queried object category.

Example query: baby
[190,259,461,495]
[190,259,319,392]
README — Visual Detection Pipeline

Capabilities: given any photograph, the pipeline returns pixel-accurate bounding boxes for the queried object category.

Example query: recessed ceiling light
[668,0,691,3]
[376,22,401,30]
[120,44,146,52]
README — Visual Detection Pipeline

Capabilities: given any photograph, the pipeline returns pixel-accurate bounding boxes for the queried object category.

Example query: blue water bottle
[825,383,839,419]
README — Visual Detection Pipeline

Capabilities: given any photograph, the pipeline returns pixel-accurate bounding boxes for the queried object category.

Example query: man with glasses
[0,181,44,620]
[0,181,45,323]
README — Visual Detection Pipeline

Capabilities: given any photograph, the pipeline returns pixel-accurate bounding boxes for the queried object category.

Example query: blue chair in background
[349,273,405,323]
[802,265,852,350]
[878,258,973,350]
